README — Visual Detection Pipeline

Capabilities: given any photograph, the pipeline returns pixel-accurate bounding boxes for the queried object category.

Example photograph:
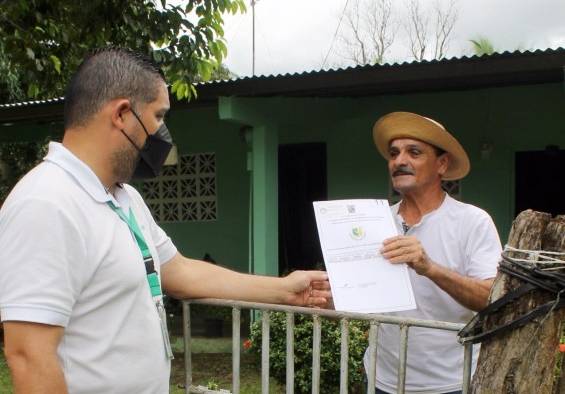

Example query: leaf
[49,55,61,74]
[27,83,39,98]
[210,42,222,63]
[25,47,35,60]
[35,59,43,72]
[189,84,198,99]
[217,40,228,58]
[171,79,182,93]
[175,81,187,100]
[200,61,212,81]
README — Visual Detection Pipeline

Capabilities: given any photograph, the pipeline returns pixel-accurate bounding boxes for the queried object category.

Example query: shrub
[247,312,368,394]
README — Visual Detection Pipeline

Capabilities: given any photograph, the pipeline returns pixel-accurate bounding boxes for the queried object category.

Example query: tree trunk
[556,355,565,394]
[471,210,565,394]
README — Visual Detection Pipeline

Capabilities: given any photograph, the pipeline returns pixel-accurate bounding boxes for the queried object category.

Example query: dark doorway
[278,143,327,275]
[515,147,565,217]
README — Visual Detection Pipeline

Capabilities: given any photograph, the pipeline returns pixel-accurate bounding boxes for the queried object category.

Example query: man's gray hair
[64,48,165,129]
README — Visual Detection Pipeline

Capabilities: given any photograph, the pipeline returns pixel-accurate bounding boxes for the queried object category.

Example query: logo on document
[350,225,365,240]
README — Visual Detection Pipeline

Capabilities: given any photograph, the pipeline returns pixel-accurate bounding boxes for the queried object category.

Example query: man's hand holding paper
[313,199,416,313]
[381,235,432,276]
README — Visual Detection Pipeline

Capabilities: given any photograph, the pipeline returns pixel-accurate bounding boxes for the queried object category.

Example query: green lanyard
[107,201,162,298]
[107,201,174,360]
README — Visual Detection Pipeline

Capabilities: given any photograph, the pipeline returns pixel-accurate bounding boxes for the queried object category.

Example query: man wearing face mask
[0,48,331,394]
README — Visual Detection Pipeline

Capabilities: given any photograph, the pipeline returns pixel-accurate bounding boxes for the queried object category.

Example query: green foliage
[0,0,246,103]
[0,141,49,204]
[248,312,368,394]
[470,37,495,56]
[0,349,12,392]
[206,379,220,390]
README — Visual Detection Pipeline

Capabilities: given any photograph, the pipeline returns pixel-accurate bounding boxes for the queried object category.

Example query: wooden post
[471,211,565,393]
[555,356,565,394]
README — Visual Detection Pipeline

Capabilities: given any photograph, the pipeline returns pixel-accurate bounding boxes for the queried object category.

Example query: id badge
[156,300,174,360]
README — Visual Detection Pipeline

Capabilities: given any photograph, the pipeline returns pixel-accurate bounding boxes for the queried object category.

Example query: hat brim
[372,112,470,181]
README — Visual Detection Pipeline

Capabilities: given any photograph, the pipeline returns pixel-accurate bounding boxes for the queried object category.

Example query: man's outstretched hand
[282,270,332,308]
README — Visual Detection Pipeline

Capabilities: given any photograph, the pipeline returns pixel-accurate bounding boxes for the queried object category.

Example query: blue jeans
[374,389,461,394]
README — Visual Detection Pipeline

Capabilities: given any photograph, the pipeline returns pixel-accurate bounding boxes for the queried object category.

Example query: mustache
[392,165,415,177]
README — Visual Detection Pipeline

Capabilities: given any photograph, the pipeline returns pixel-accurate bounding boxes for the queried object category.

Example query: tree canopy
[0,0,245,103]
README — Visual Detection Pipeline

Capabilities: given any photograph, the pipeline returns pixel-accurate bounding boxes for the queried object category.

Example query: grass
[0,351,11,394]
[169,336,285,393]
[0,337,284,394]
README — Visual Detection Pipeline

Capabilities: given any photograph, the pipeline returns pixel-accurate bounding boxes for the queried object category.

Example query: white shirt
[0,142,178,394]
[365,194,501,394]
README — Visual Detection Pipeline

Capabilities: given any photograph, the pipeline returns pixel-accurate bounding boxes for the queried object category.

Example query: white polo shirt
[365,194,502,394]
[0,142,178,393]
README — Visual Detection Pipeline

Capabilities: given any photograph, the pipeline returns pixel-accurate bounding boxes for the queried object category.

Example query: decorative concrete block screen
[140,153,217,222]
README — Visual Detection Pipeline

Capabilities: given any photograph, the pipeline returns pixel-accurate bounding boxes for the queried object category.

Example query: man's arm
[160,253,331,307]
[381,236,493,311]
[3,321,67,393]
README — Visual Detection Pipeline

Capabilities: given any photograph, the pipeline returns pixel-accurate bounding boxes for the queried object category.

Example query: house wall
[162,105,250,272]
[275,82,565,244]
[1,81,563,275]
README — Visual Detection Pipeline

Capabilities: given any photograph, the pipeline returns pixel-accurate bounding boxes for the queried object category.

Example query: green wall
[1,81,564,274]
[0,120,63,142]
[162,105,250,272]
[266,83,565,243]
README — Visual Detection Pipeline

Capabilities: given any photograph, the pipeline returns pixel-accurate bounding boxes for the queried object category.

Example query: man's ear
[437,153,450,176]
[110,99,132,130]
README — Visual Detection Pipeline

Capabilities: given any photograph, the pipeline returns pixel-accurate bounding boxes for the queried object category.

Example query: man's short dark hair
[64,48,165,129]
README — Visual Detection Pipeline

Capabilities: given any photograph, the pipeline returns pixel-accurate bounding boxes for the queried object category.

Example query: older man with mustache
[365,112,502,394]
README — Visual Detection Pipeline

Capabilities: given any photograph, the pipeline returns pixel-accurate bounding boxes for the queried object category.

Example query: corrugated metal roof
[0,96,64,109]
[194,47,565,84]
[1,47,564,115]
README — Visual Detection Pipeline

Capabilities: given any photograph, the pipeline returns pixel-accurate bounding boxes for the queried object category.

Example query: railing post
[462,343,473,394]
[339,318,349,394]
[182,301,192,394]
[397,324,409,394]
[286,312,295,394]
[180,299,467,394]
[261,311,270,394]
[311,315,322,394]
[232,307,241,394]
[366,321,379,393]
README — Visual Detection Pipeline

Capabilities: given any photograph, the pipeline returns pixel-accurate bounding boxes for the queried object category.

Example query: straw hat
[372,111,470,180]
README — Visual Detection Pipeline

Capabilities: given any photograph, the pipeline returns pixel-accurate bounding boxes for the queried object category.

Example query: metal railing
[182,299,472,394]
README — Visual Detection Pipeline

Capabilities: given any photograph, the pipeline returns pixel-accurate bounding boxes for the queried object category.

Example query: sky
[218,0,565,78]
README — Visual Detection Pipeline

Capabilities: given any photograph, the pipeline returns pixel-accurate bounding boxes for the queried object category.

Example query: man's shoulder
[2,161,84,213]
[444,195,491,220]
[6,162,65,197]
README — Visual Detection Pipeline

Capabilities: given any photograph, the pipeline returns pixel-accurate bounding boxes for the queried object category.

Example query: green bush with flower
[246,312,369,394]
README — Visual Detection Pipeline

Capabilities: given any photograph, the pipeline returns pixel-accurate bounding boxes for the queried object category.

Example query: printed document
[313,199,416,313]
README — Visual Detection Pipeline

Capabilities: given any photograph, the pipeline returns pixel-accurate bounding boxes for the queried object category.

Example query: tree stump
[471,210,565,393]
